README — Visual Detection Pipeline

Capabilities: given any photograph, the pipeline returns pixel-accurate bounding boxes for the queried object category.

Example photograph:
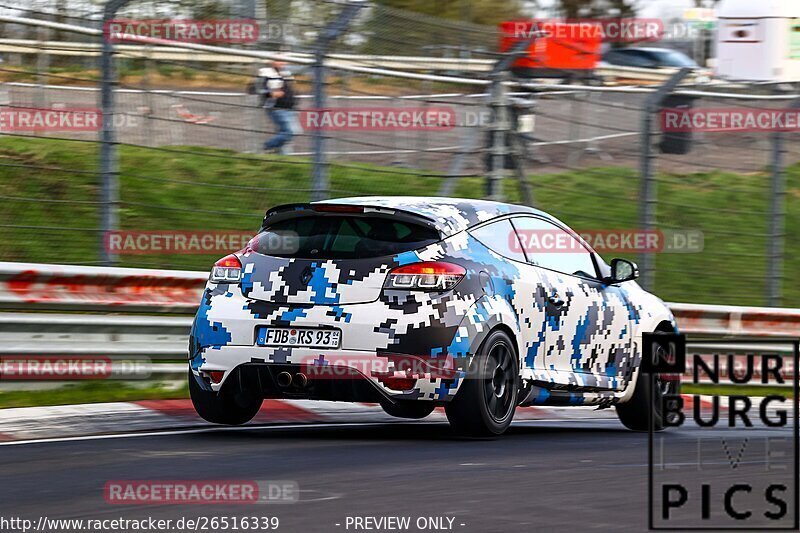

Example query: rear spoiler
[260,203,442,235]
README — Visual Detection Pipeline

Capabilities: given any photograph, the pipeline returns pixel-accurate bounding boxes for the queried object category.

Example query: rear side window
[469,219,527,262]
[251,215,440,259]
[511,216,598,279]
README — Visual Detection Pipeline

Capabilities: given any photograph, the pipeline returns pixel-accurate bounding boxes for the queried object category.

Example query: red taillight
[211,254,242,283]
[385,261,465,291]
[391,262,465,275]
[208,371,225,384]
[378,376,418,391]
[215,254,241,268]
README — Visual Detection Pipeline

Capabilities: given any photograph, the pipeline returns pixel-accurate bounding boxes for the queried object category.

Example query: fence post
[638,68,691,291]
[507,96,535,206]
[487,72,508,201]
[142,44,154,147]
[439,124,480,196]
[485,25,542,202]
[310,46,327,202]
[247,61,261,154]
[310,2,364,203]
[565,90,583,166]
[34,25,49,109]
[99,0,131,266]
[765,96,799,306]
[767,128,786,306]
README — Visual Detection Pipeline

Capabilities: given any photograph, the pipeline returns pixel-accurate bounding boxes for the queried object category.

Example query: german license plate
[256,327,341,348]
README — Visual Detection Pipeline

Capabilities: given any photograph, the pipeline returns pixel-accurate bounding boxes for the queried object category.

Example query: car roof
[611,47,683,54]
[315,196,553,237]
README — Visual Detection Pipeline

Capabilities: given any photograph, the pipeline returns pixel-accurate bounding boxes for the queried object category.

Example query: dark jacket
[249,67,296,110]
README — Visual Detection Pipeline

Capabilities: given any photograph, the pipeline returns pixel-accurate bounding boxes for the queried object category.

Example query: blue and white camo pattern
[190,197,675,406]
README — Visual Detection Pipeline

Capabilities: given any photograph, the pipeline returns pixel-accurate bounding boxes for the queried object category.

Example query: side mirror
[609,258,639,284]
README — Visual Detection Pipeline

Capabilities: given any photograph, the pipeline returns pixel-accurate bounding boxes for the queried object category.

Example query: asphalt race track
[0,416,795,532]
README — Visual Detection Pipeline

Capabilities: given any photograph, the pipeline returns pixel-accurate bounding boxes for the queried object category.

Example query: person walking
[252,60,298,154]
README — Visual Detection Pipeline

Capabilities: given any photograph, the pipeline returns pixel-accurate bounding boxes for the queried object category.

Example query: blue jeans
[264,108,294,151]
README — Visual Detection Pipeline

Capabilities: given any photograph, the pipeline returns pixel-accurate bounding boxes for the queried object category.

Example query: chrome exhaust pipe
[276,371,292,388]
[294,373,308,388]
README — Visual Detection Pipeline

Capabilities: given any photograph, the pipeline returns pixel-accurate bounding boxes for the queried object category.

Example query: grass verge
[682,384,793,398]
[0,382,189,409]
[1,136,798,305]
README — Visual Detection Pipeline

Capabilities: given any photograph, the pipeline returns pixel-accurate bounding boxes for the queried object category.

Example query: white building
[715,0,800,81]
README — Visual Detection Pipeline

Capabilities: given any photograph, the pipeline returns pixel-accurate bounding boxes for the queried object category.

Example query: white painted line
[0,422,392,447]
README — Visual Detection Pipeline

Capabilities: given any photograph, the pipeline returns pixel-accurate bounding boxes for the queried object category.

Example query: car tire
[189,370,263,425]
[380,400,436,419]
[616,341,681,432]
[445,330,519,437]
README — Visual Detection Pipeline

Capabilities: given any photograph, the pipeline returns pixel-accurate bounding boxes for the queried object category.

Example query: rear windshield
[251,215,440,259]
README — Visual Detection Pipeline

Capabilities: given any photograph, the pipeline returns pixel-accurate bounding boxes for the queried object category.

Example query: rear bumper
[191,345,464,402]
[197,362,398,404]
[190,283,480,401]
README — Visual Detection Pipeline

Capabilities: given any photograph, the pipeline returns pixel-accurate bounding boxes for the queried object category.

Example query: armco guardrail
[0,312,190,357]
[1,261,799,332]
[0,261,206,313]
[0,39,495,72]
[0,37,707,85]
[669,302,800,339]
[0,263,797,375]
